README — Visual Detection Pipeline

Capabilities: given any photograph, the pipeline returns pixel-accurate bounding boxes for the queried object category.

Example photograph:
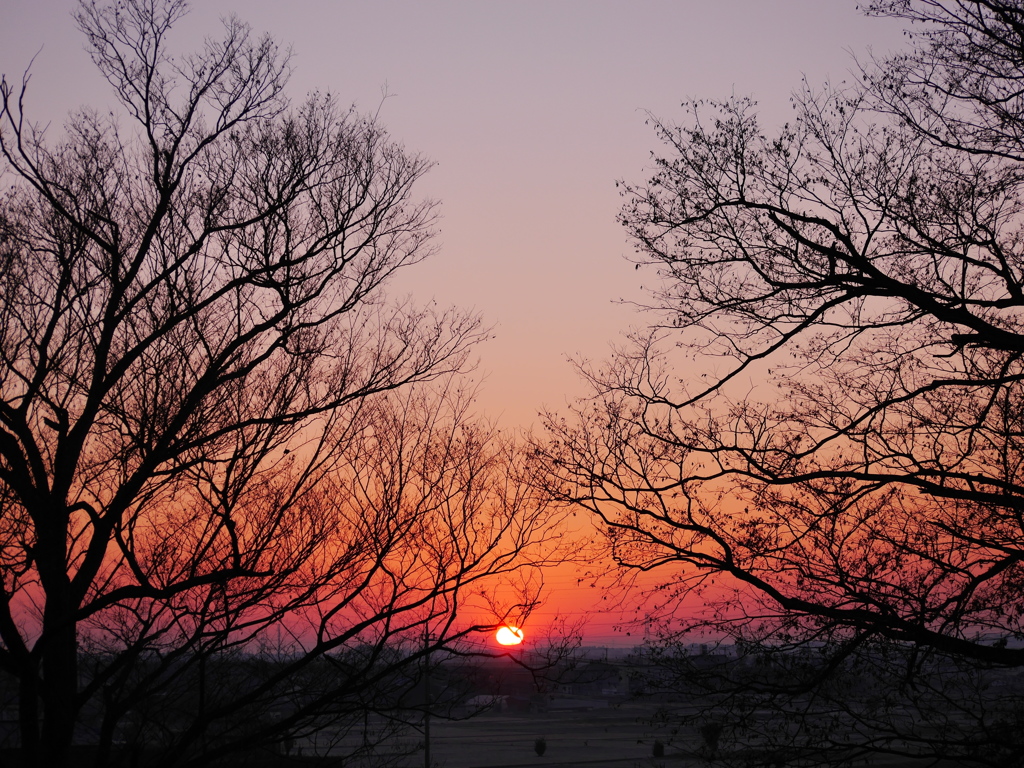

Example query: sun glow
[495,625,524,646]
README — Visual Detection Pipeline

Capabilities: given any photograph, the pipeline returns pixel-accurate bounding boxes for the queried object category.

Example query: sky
[0,0,909,643]
[1,0,909,430]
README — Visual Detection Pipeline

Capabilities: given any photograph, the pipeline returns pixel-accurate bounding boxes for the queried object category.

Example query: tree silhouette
[541,1,1024,764]
[0,2,559,766]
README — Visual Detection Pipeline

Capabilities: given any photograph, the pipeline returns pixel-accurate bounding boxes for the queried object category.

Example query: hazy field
[428,704,665,768]
[406,704,941,768]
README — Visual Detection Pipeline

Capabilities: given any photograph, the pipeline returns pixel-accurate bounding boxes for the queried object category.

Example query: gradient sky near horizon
[1,1,909,642]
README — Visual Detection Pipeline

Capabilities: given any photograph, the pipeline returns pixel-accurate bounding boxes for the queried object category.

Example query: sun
[495,625,524,646]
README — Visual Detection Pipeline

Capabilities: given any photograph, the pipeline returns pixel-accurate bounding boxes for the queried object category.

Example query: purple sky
[1,1,908,434]
[1,0,913,642]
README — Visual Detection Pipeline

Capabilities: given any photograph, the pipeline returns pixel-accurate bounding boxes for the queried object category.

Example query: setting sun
[495,625,524,646]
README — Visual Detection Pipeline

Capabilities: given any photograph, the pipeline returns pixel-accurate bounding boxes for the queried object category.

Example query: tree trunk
[17,671,39,765]
[34,522,79,768]
[38,602,78,768]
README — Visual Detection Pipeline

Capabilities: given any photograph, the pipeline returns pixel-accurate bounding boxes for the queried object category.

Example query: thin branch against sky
[0,1,907,429]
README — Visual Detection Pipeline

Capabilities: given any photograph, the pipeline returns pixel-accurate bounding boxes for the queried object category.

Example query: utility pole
[423,630,431,768]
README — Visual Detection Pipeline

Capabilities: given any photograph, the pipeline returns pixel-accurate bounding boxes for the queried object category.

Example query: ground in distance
[422,706,950,768]
[282,703,954,768]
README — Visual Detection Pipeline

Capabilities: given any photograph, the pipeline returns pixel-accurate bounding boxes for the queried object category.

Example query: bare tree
[0,2,559,767]
[541,1,1024,764]
[75,381,560,768]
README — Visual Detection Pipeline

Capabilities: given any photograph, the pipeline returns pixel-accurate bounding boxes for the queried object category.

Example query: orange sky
[0,0,910,644]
